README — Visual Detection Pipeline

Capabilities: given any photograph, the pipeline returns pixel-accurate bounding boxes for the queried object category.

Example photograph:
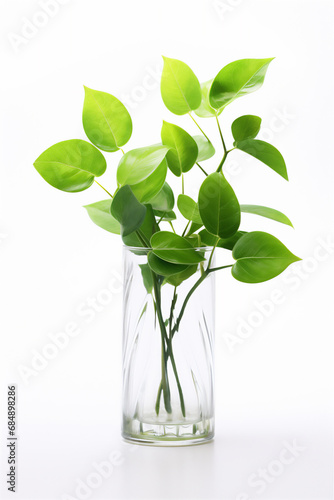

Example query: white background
[0,0,333,499]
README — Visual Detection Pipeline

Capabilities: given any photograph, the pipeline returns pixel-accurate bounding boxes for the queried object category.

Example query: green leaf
[123,204,159,247]
[236,139,288,180]
[209,58,274,109]
[110,185,146,237]
[84,200,120,234]
[177,194,202,224]
[199,229,247,250]
[232,115,262,143]
[161,56,202,115]
[240,205,293,227]
[187,221,203,235]
[194,80,221,118]
[166,264,198,287]
[161,121,198,176]
[193,135,215,162]
[82,87,132,152]
[148,252,188,277]
[33,139,106,193]
[198,172,240,239]
[149,182,174,212]
[232,231,301,283]
[139,264,154,293]
[154,210,176,221]
[151,232,205,265]
[117,145,169,202]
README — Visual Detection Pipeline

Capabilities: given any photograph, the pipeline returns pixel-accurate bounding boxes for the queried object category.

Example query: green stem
[208,264,233,273]
[196,162,208,176]
[153,278,172,414]
[188,113,211,143]
[182,221,190,237]
[182,174,185,195]
[216,116,227,153]
[168,221,176,234]
[216,150,229,173]
[94,180,113,198]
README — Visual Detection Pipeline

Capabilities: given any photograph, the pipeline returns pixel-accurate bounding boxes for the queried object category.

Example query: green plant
[33,56,300,416]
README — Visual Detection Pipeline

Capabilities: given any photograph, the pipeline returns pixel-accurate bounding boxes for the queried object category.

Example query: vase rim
[123,245,215,251]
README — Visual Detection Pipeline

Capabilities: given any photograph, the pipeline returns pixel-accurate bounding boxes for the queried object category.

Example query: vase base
[122,416,214,447]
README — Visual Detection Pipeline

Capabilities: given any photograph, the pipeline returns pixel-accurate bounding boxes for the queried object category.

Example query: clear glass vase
[122,246,215,446]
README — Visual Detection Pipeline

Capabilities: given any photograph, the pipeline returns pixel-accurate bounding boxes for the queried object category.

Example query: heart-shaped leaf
[161,57,202,115]
[33,139,106,193]
[177,194,202,224]
[210,58,274,109]
[166,264,198,287]
[232,231,301,283]
[232,115,262,143]
[199,229,247,250]
[161,121,198,176]
[240,205,293,227]
[123,204,159,248]
[110,185,146,237]
[117,145,169,202]
[151,231,205,265]
[193,135,215,162]
[148,252,188,277]
[149,182,175,212]
[84,200,120,234]
[236,139,288,180]
[194,80,221,118]
[198,172,240,239]
[82,87,132,152]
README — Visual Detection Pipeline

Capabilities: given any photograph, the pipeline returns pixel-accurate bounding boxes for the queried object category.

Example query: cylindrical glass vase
[122,246,215,446]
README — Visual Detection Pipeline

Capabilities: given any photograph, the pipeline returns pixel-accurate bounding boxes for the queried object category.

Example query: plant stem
[216,116,227,153]
[188,113,211,143]
[94,180,113,198]
[182,174,185,194]
[153,278,172,414]
[182,221,190,237]
[196,162,208,176]
[168,221,176,234]
[216,150,229,173]
[208,264,233,273]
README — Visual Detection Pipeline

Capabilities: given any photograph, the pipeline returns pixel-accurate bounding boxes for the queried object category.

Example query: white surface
[0,1,333,499]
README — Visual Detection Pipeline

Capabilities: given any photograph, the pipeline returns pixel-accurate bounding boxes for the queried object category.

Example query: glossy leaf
[161,57,201,115]
[187,221,203,235]
[161,121,198,176]
[123,204,159,247]
[84,200,120,234]
[82,87,132,152]
[232,115,262,143]
[149,182,175,212]
[240,205,293,227]
[33,139,106,193]
[177,194,202,224]
[194,80,221,118]
[154,210,176,221]
[193,135,215,162]
[199,229,246,250]
[210,58,274,109]
[110,185,146,237]
[232,231,301,283]
[139,264,154,294]
[151,232,205,265]
[148,252,188,277]
[236,139,288,180]
[117,145,169,202]
[198,172,240,238]
[166,265,198,287]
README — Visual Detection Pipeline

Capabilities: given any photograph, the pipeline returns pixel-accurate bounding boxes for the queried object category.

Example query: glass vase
[122,246,215,446]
